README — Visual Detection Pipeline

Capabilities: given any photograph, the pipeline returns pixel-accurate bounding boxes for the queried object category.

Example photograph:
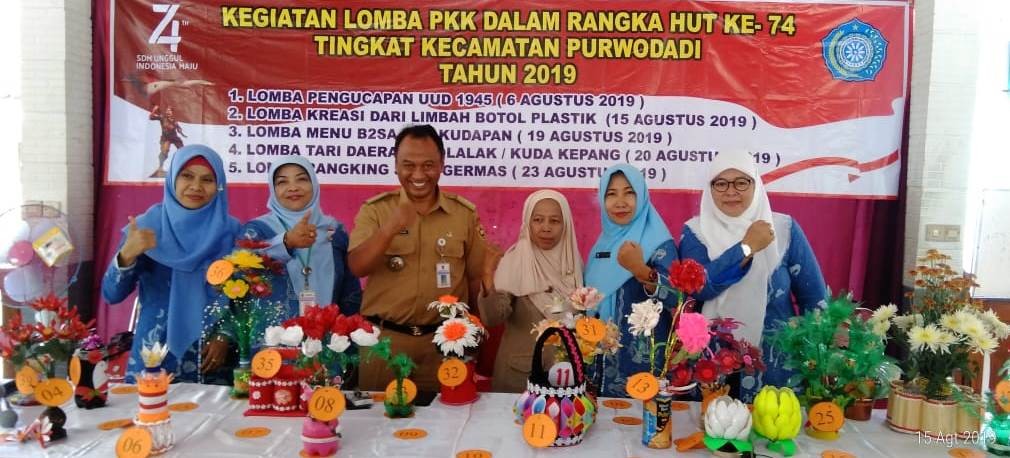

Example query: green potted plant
[768,293,896,425]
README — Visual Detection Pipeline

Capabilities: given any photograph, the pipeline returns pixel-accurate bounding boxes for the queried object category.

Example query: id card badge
[436,262,451,289]
[298,289,317,315]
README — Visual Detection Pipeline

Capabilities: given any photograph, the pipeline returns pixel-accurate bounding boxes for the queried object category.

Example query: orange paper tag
[308,386,346,421]
[522,413,558,448]
[252,349,282,379]
[822,451,856,458]
[35,378,73,407]
[613,416,643,426]
[602,399,632,409]
[575,317,606,343]
[168,402,199,412]
[456,450,492,458]
[206,260,235,285]
[996,380,1010,412]
[15,366,40,395]
[116,427,153,458]
[437,358,468,388]
[809,402,845,432]
[385,379,418,405]
[69,356,82,386]
[674,432,706,452]
[949,448,986,458]
[111,385,138,395]
[98,419,134,431]
[393,428,428,440]
[235,427,272,438]
[625,372,659,400]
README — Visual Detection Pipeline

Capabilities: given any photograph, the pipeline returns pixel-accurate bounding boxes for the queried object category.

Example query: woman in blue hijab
[241,157,361,319]
[102,145,240,384]
[585,164,679,397]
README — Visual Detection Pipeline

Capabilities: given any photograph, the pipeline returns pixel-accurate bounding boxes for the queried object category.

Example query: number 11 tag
[436,262,451,289]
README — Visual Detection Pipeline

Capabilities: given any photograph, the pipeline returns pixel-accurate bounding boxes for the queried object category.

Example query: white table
[0,383,989,457]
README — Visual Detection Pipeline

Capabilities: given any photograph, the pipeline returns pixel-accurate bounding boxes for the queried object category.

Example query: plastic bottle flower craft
[429,295,486,358]
[429,295,486,405]
[530,287,621,367]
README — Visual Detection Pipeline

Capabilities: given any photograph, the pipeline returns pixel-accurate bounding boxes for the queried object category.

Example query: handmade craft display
[885,250,1004,438]
[134,343,175,455]
[514,326,597,447]
[428,295,486,405]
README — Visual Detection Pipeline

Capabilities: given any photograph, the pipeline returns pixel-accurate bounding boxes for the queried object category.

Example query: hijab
[585,164,673,321]
[494,190,583,316]
[130,144,240,359]
[254,156,341,307]
[694,150,785,345]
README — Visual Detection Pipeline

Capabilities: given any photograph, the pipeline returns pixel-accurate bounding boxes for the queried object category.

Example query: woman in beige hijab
[479,190,583,392]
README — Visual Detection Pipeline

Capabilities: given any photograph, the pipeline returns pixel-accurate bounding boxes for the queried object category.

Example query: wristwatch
[741,243,753,258]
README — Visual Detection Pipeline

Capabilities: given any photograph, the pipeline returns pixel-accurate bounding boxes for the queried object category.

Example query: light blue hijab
[254,157,340,306]
[585,164,673,321]
[131,145,240,359]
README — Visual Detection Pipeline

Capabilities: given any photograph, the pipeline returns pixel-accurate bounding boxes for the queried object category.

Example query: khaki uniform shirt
[349,189,486,326]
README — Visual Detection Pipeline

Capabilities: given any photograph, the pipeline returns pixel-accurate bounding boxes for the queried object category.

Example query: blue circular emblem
[822,18,888,82]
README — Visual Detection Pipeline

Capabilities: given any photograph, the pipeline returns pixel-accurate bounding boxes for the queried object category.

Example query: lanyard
[277,216,314,287]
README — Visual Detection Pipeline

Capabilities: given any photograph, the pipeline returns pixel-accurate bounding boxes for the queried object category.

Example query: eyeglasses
[710,177,753,192]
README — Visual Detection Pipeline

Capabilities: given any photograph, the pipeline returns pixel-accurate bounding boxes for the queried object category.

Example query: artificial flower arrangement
[890,249,1009,400]
[429,295,486,359]
[883,250,1007,438]
[529,287,621,369]
[623,259,715,450]
[365,338,417,418]
[768,293,897,418]
[428,295,487,405]
[667,317,765,398]
[246,304,381,416]
[207,241,288,354]
[0,293,93,381]
[268,304,382,386]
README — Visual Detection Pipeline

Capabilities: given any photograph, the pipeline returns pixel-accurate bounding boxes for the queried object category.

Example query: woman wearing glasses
[679,150,826,401]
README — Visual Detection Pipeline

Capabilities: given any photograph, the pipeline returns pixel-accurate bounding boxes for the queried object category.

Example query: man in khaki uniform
[349,124,485,392]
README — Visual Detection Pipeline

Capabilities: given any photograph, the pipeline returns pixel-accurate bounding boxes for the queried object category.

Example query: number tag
[547,362,575,388]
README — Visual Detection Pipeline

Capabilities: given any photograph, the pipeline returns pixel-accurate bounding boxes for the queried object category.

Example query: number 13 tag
[436,262,451,288]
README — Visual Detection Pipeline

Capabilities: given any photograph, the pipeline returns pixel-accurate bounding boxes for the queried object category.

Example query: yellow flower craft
[224,279,250,299]
[225,250,265,269]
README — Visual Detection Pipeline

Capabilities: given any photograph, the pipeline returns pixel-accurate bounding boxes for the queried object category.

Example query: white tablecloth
[0,383,989,457]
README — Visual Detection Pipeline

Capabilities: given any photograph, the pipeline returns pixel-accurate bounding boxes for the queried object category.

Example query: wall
[19,0,94,313]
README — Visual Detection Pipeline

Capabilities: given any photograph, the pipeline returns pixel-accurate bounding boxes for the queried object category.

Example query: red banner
[96,0,910,337]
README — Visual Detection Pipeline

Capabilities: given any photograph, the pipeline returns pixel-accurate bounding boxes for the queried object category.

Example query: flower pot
[642,390,674,449]
[956,385,981,438]
[844,399,873,421]
[231,361,251,398]
[439,360,479,406]
[920,398,958,439]
[73,351,109,409]
[886,384,924,434]
[301,417,340,457]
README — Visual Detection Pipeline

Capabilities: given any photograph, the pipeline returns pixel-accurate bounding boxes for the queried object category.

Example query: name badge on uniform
[436,262,451,289]
[298,289,316,316]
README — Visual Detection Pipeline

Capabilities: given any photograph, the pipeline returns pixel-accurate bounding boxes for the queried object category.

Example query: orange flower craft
[0,293,94,377]
[428,296,486,359]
